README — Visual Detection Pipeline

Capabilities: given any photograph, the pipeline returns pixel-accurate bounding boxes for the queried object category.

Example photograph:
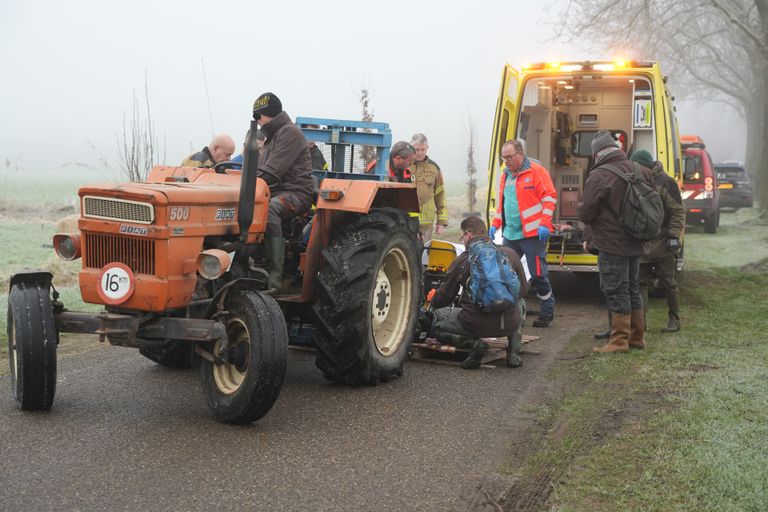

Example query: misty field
[0,173,101,353]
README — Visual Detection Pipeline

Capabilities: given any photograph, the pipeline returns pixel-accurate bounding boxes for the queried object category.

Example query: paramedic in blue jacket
[426,216,529,369]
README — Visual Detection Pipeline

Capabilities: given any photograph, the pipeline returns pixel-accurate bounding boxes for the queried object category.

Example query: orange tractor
[7,118,422,424]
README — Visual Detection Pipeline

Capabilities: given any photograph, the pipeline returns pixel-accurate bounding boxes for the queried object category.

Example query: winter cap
[591,130,620,156]
[629,149,654,169]
[253,92,282,120]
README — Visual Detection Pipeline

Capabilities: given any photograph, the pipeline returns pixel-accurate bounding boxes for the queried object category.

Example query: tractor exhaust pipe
[238,120,260,241]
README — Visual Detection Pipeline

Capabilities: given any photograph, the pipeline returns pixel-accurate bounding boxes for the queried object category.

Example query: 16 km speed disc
[97,262,135,304]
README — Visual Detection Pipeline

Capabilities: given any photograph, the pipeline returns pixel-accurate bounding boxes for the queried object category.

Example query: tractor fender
[203,278,264,319]
[315,178,419,214]
[9,270,53,293]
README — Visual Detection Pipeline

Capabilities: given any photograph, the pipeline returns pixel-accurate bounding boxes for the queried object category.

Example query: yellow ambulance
[487,60,683,272]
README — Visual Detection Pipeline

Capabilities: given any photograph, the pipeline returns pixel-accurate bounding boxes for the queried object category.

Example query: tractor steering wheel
[214,161,240,174]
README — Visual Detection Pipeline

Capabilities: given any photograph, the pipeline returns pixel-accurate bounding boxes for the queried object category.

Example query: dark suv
[715,161,754,209]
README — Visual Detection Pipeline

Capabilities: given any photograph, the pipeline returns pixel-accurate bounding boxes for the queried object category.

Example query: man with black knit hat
[252,92,315,293]
[630,149,685,333]
[578,131,654,353]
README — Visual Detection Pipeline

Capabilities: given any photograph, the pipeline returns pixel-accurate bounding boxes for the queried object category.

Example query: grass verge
[498,258,768,511]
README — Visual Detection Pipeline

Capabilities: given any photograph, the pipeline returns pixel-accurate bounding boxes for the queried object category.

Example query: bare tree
[465,120,480,216]
[358,87,376,170]
[551,0,768,214]
[116,73,165,182]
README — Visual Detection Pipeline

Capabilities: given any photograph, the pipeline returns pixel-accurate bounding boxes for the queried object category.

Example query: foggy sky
[0,0,746,182]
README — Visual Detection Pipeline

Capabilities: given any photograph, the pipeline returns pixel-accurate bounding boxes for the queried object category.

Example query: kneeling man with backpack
[425,216,529,369]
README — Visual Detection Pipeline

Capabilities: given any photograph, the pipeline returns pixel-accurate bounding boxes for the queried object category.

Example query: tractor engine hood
[76,170,270,237]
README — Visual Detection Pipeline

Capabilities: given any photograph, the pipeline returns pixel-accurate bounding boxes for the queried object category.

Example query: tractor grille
[85,233,156,275]
[83,196,154,224]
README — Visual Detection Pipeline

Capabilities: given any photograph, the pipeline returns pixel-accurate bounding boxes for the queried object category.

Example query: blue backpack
[467,240,520,313]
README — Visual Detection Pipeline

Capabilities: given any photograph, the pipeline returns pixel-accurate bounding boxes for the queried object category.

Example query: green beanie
[630,149,654,169]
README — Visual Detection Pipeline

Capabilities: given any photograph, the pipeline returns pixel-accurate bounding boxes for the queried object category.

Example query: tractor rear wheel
[7,281,58,410]
[200,289,287,424]
[313,208,421,385]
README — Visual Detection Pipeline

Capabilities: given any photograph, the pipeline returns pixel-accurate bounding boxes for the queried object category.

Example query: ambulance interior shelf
[514,74,654,258]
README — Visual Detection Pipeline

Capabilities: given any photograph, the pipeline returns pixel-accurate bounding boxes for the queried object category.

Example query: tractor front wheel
[199,290,287,424]
[7,281,58,410]
[313,208,421,385]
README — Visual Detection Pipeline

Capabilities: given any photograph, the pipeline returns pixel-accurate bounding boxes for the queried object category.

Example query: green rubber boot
[461,340,489,369]
[506,332,523,368]
[660,290,681,333]
[265,235,285,294]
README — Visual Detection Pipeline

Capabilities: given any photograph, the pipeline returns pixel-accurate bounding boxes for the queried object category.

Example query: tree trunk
[754,1,768,214]
[745,97,763,187]
[759,94,768,214]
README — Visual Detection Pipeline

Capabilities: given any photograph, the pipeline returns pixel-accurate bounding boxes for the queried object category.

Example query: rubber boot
[640,285,650,331]
[435,333,476,349]
[660,290,681,333]
[415,308,434,340]
[265,235,285,294]
[628,309,646,349]
[594,311,612,340]
[461,340,489,369]
[506,332,523,368]
[593,312,630,353]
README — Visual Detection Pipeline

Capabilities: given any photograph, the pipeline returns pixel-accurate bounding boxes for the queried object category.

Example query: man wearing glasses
[427,216,529,368]
[490,139,558,327]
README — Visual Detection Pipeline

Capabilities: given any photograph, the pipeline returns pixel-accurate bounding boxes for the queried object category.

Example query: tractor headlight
[53,233,82,261]
[196,249,232,280]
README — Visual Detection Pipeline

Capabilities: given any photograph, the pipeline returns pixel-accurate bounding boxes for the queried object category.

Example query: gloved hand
[488,226,497,239]
[538,226,550,242]
[667,237,682,254]
[426,288,437,303]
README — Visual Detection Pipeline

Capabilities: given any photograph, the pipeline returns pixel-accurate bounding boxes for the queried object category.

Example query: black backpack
[601,162,664,241]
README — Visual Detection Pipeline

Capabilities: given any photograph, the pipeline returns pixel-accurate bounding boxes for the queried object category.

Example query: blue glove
[489,226,497,239]
[538,226,550,242]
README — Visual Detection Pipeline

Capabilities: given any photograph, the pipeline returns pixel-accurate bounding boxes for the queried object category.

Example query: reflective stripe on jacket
[410,157,448,226]
[181,147,215,168]
[492,159,557,239]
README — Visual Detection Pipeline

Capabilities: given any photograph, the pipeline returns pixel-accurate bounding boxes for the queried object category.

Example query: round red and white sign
[97,263,135,304]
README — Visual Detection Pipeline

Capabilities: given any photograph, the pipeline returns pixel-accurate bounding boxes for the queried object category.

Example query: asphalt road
[0,274,605,512]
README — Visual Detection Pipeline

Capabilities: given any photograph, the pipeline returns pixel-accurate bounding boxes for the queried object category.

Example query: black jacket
[259,111,315,200]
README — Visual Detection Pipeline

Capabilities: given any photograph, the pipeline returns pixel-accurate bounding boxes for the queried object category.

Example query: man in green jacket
[410,133,448,241]
[630,150,686,333]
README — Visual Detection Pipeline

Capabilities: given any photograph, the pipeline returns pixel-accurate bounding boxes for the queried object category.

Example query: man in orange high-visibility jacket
[490,139,557,327]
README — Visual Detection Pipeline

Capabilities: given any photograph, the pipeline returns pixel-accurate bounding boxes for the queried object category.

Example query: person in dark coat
[181,134,235,168]
[253,92,315,292]
[428,216,529,368]
[577,131,655,353]
[630,150,685,333]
